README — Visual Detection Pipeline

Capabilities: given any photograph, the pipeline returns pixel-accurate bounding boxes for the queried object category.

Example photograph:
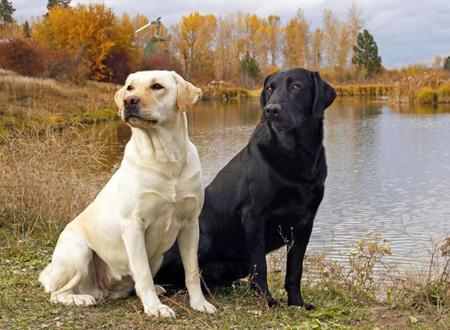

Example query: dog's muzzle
[263,103,282,122]
[123,96,141,122]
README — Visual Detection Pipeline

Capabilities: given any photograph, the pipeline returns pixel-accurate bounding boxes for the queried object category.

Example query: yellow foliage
[437,83,450,103]
[172,12,217,82]
[33,4,135,81]
[283,9,309,68]
[416,87,438,104]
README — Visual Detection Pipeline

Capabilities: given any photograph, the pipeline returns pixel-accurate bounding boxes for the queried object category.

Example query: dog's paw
[304,303,315,310]
[190,299,217,314]
[144,303,176,318]
[267,297,281,308]
[288,301,315,310]
[51,293,96,306]
[154,285,167,296]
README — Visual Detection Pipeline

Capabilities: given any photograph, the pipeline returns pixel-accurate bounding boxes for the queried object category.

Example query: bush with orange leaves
[0,38,89,82]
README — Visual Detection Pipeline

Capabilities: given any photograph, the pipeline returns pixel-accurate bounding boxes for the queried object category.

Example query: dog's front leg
[121,223,175,318]
[284,222,314,310]
[243,212,280,308]
[177,221,216,313]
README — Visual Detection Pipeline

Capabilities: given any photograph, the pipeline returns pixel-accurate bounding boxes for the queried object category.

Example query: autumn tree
[352,29,383,77]
[283,9,309,68]
[347,3,364,72]
[171,12,217,82]
[310,28,323,71]
[33,4,136,81]
[336,23,352,79]
[103,13,140,82]
[0,0,15,25]
[215,15,240,82]
[265,15,282,68]
[235,13,268,72]
[322,9,340,72]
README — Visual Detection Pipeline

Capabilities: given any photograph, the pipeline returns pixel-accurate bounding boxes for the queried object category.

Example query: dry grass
[0,70,118,137]
[334,84,396,97]
[300,233,450,327]
[0,128,111,239]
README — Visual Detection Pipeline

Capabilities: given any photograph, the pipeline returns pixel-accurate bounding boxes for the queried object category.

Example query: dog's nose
[264,104,281,117]
[123,95,140,107]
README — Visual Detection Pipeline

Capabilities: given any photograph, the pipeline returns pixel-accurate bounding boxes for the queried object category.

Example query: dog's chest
[137,178,201,221]
[132,175,202,257]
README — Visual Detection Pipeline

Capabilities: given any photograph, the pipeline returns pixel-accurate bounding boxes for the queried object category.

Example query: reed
[334,84,396,97]
[0,128,110,239]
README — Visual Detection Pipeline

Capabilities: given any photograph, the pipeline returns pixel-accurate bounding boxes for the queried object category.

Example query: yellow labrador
[39,71,216,318]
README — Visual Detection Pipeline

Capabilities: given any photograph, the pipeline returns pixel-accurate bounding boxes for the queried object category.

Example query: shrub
[416,87,438,104]
[0,39,48,77]
[0,38,88,82]
[437,83,450,103]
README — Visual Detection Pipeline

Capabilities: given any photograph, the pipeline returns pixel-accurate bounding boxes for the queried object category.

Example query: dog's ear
[114,85,126,116]
[311,72,336,119]
[259,73,274,109]
[172,71,202,112]
[259,73,275,122]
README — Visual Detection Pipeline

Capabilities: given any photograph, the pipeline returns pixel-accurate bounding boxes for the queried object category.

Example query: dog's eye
[266,86,273,93]
[126,85,133,91]
[291,84,301,91]
[151,83,164,90]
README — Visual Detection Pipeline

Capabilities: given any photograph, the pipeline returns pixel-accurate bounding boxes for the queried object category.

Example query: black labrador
[155,68,336,309]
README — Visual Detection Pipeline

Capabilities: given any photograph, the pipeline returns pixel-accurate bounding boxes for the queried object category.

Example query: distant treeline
[0,1,449,91]
[0,2,372,85]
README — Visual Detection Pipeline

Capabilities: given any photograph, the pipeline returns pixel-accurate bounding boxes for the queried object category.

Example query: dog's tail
[39,262,81,294]
[39,263,54,292]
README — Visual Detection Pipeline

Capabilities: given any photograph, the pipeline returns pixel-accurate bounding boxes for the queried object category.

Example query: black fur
[155,68,336,309]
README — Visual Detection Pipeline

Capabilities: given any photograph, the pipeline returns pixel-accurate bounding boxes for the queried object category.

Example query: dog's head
[115,71,202,128]
[259,68,336,131]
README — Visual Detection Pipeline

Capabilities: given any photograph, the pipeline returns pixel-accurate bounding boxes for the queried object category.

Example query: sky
[11,0,450,68]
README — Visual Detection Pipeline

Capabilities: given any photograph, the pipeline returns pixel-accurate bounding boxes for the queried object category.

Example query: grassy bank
[0,69,118,137]
[335,78,450,104]
[1,230,449,329]
[1,130,449,329]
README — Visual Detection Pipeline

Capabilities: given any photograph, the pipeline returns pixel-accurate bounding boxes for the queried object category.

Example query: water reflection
[88,98,450,267]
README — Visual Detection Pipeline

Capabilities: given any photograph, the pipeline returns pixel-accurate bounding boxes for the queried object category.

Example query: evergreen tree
[444,56,450,71]
[0,0,15,25]
[352,29,383,77]
[239,52,261,87]
[47,0,71,11]
[22,21,31,37]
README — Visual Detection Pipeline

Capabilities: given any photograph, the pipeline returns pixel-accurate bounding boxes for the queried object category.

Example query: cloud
[11,0,450,68]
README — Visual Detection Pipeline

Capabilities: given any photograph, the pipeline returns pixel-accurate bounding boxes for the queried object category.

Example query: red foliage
[0,38,88,82]
[0,39,48,76]
[141,54,180,72]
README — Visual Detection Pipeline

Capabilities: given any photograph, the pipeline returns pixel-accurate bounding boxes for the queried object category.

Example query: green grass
[2,232,448,329]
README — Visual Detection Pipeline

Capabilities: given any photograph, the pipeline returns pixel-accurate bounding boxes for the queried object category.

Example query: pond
[88,98,450,268]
